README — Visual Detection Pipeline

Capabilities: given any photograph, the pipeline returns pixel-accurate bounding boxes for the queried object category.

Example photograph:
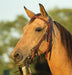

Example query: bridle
[21,15,53,75]
[31,16,53,59]
[24,15,53,64]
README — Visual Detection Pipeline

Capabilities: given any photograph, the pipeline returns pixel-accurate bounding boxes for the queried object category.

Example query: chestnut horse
[11,4,72,75]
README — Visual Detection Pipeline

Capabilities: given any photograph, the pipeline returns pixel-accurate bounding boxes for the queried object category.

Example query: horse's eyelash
[35,27,43,32]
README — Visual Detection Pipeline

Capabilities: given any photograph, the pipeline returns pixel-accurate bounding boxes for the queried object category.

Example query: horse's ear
[24,6,35,18]
[39,3,48,17]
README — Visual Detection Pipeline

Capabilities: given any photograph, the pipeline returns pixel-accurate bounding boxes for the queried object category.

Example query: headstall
[30,15,53,60]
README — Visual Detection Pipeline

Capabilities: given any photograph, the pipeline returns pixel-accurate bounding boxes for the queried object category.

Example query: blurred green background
[0,0,72,75]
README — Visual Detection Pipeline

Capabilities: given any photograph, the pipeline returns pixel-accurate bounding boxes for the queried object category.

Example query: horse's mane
[54,21,72,61]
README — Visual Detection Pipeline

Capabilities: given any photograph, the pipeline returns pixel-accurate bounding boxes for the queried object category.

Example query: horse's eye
[35,27,43,32]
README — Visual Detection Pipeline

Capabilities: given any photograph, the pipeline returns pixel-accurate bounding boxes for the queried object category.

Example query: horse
[11,3,72,75]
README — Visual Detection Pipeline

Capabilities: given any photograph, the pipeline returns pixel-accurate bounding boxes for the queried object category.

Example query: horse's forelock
[29,13,41,24]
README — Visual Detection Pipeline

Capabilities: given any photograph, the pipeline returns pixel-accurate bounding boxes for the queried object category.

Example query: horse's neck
[47,22,72,75]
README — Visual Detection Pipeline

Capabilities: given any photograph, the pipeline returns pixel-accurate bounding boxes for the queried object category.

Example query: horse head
[10,4,52,67]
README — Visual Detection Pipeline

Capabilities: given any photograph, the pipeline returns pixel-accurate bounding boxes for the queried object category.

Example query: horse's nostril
[14,52,23,62]
[14,53,20,59]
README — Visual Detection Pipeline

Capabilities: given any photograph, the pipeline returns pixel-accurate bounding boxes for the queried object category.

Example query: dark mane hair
[54,21,72,61]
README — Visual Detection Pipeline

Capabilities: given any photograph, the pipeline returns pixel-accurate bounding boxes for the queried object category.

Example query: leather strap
[30,16,52,59]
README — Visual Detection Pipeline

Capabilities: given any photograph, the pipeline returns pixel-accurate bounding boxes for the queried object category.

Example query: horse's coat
[11,4,72,75]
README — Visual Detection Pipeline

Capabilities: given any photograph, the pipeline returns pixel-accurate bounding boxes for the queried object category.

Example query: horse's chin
[15,56,34,75]
[13,59,25,68]
[17,59,32,75]
[16,61,25,67]
[15,58,33,67]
